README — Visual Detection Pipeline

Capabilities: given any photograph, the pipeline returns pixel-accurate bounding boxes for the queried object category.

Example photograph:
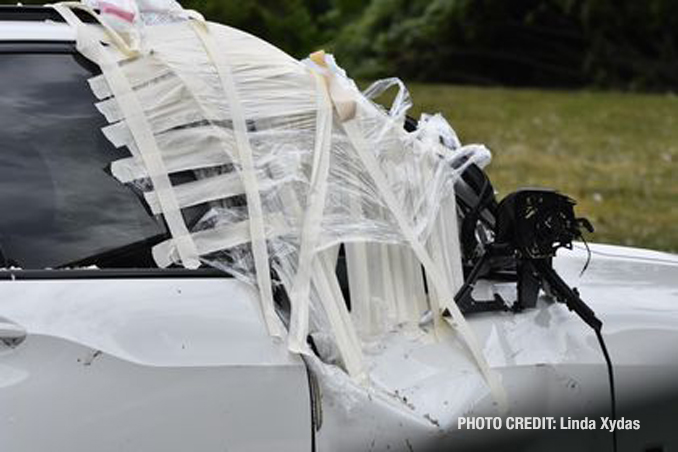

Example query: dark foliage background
[181,0,678,91]
[4,0,678,91]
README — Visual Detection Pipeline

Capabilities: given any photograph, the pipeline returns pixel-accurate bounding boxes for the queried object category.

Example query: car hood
[303,243,678,451]
[555,242,678,334]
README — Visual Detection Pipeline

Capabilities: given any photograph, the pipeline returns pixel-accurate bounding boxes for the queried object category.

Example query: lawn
[404,84,678,253]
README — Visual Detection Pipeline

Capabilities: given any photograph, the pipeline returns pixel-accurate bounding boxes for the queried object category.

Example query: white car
[1,5,677,452]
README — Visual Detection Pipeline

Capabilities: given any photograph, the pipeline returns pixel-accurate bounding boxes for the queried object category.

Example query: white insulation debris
[51,0,508,425]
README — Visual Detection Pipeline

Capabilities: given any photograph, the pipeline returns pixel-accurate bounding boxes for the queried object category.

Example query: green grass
[404,84,678,253]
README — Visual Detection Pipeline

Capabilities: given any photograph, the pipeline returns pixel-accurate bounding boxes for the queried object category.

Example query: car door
[0,41,311,451]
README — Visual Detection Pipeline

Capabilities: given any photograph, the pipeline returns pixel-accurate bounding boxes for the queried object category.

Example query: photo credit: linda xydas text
[457,417,640,431]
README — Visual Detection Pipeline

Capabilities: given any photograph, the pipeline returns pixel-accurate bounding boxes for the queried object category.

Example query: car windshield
[0,52,168,269]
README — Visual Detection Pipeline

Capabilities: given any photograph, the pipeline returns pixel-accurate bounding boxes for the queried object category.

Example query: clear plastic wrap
[53,1,502,403]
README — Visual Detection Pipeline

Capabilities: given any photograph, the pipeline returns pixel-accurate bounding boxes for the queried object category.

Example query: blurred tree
[330,0,678,90]
[2,0,677,90]
[580,0,678,90]
[179,0,324,57]
[332,0,588,85]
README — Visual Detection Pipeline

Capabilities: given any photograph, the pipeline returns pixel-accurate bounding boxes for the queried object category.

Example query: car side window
[0,52,169,269]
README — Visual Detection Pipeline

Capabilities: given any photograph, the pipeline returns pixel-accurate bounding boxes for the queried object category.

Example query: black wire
[595,327,618,452]
[578,233,592,277]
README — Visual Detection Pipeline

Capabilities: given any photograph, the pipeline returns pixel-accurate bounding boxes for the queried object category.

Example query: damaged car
[1,2,677,451]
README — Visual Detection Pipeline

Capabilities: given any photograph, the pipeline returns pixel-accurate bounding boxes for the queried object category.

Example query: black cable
[594,327,618,452]
[533,260,617,452]
[578,233,592,277]
[463,186,615,452]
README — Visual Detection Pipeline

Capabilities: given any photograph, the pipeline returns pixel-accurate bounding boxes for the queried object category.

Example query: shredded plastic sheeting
[51,0,507,410]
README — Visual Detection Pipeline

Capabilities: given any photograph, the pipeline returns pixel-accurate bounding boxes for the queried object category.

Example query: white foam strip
[144,171,245,214]
[404,247,428,317]
[131,77,209,133]
[100,71,226,138]
[345,178,372,335]
[282,71,365,378]
[89,74,112,100]
[426,217,445,333]
[346,244,371,332]
[287,70,334,354]
[403,250,423,322]
[349,242,375,335]
[278,184,365,379]
[143,169,297,215]
[109,126,239,182]
[96,97,124,123]
[377,243,396,331]
[121,57,174,91]
[102,121,133,149]
[439,195,465,293]
[191,21,282,337]
[399,246,423,324]
[389,245,412,324]
[152,214,290,269]
[426,196,464,334]
[52,4,201,270]
[93,68,181,122]
[340,109,508,414]
[110,157,147,183]
[314,246,366,380]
